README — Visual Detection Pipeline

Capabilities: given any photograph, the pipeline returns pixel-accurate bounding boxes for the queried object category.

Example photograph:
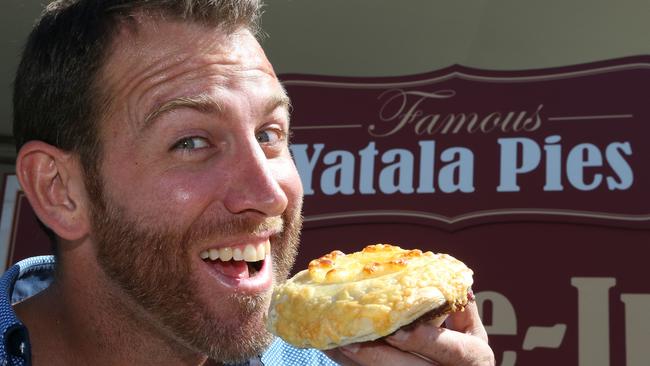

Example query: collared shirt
[0,256,338,366]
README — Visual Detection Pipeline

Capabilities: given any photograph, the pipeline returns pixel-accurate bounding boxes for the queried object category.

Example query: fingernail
[388,330,409,342]
[341,343,360,354]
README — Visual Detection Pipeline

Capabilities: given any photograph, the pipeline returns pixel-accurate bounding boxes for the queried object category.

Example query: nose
[223,140,289,218]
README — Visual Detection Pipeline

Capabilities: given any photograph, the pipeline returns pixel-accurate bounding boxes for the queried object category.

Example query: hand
[324,302,495,366]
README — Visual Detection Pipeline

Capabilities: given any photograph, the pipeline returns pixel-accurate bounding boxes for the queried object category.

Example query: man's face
[88,18,303,362]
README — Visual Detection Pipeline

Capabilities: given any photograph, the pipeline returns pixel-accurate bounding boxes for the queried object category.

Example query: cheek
[117,170,226,225]
[172,187,193,204]
[155,173,221,209]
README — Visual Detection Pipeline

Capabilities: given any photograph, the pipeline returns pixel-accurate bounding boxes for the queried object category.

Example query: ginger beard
[88,177,302,363]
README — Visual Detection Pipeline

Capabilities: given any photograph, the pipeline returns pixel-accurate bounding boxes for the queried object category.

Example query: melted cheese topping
[266,244,474,350]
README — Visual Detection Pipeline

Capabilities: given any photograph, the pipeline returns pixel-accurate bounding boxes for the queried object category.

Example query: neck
[14,250,213,366]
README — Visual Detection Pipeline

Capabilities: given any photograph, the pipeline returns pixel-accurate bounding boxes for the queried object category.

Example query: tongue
[213,260,250,279]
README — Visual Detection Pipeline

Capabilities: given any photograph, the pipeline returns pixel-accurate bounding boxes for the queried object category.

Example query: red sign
[284,56,650,366]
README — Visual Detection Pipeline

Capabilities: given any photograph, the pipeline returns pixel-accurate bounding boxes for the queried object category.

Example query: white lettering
[439,147,475,193]
[620,294,650,366]
[321,150,355,195]
[290,144,324,195]
[358,142,379,194]
[497,137,541,192]
[571,277,616,366]
[605,142,634,190]
[416,140,436,193]
[543,135,563,191]
[567,143,603,191]
[379,149,415,194]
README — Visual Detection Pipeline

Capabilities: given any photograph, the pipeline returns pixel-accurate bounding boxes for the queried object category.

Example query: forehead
[108,14,271,70]
[98,15,280,128]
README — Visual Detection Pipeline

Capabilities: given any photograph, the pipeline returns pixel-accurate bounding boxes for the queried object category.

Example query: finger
[446,302,489,342]
[385,326,494,366]
[323,348,361,366]
[331,340,436,366]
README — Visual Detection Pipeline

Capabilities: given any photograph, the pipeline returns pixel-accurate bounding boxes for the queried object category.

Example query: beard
[88,180,302,363]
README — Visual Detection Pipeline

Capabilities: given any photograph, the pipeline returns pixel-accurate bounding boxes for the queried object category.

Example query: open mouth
[200,242,270,279]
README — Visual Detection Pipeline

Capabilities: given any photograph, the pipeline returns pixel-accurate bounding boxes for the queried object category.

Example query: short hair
[13,0,262,243]
[13,0,262,166]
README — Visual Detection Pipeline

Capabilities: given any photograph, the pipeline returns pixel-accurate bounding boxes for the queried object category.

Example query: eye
[256,128,285,145]
[172,136,210,151]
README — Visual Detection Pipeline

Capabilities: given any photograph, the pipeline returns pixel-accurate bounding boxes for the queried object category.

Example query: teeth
[233,247,244,261]
[256,243,265,261]
[219,247,233,261]
[243,245,257,262]
[200,240,271,262]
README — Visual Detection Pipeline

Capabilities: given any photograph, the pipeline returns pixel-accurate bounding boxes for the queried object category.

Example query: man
[4,0,494,365]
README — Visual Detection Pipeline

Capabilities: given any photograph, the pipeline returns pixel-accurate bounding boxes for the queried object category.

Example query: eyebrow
[142,92,292,128]
[143,94,222,128]
[268,93,292,116]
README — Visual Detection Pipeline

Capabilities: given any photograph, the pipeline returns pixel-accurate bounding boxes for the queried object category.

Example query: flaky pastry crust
[266,244,474,350]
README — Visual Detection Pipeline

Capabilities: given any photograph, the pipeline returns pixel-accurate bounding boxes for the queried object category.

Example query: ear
[15,141,91,242]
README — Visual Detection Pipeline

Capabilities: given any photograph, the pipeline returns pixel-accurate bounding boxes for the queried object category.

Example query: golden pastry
[266,244,474,350]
